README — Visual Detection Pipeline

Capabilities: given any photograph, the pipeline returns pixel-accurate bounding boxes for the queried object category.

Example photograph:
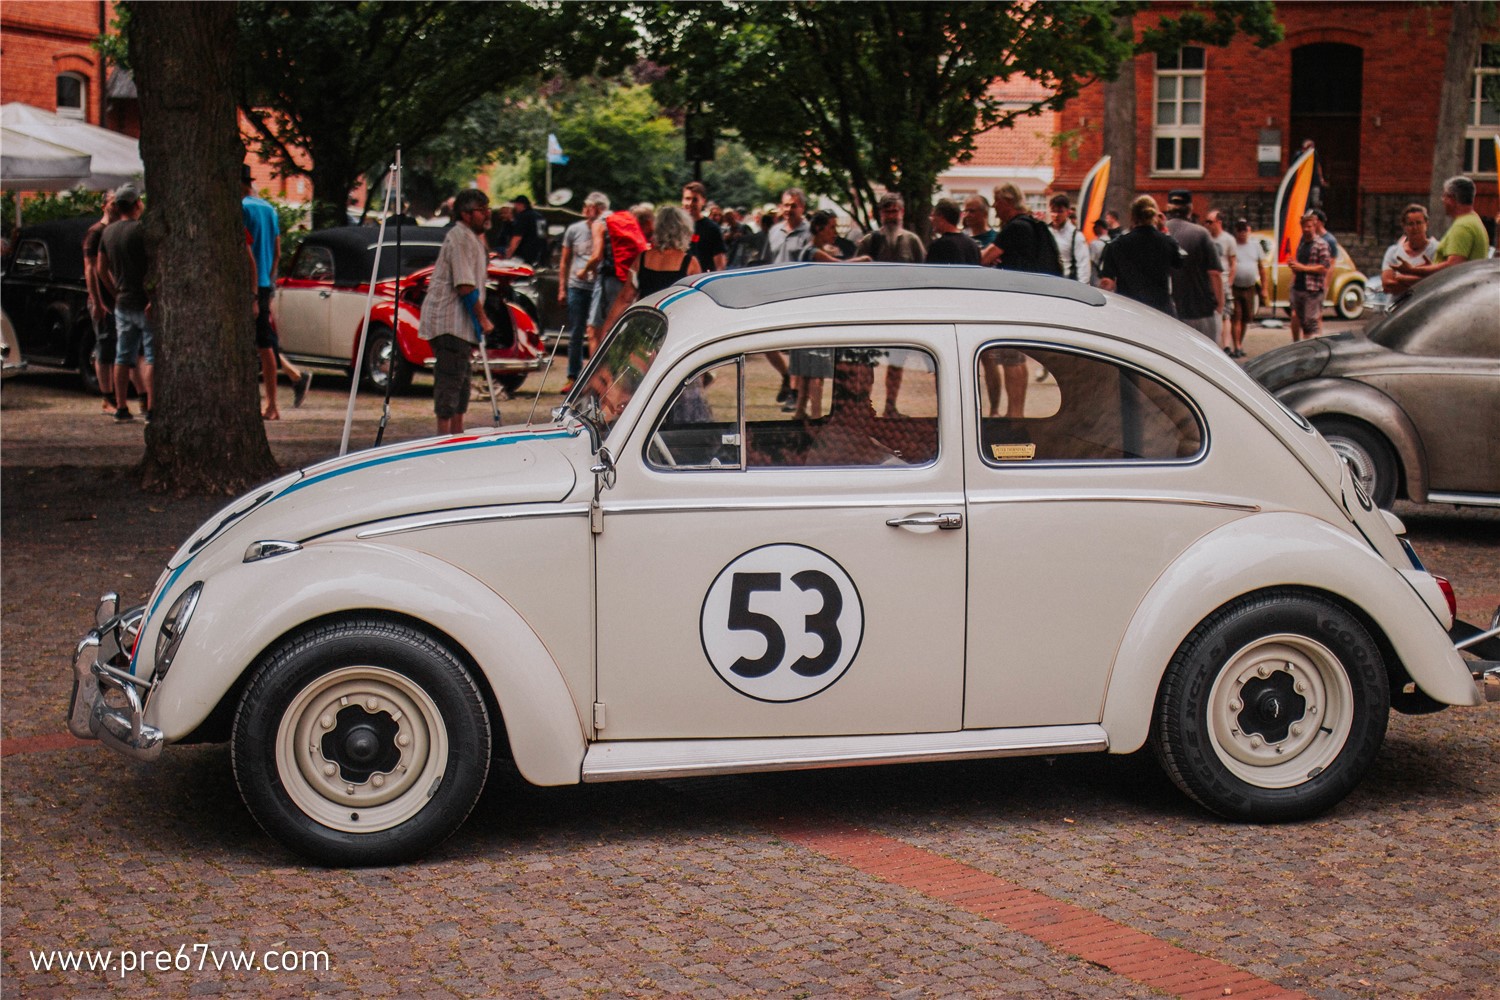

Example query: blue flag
[546,133,569,165]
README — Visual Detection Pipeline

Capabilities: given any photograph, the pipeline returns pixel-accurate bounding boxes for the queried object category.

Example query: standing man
[985,184,1056,273]
[1395,176,1490,283]
[1287,210,1332,342]
[1104,209,1123,239]
[558,191,606,391]
[766,187,813,264]
[681,181,727,272]
[1162,190,1223,341]
[506,194,548,267]
[82,190,120,412]
[1098,195,1182,315]
[856,192,925,262]
[1086,218,1110,288]
[243,164,310,420]
[96,185,153,423]
[1204,209,1237,352]
[1228,220,1262,358]
[418,189,493,435]
[927,199,980,264]
[961,195,998,259]
[1047,193,1090,283]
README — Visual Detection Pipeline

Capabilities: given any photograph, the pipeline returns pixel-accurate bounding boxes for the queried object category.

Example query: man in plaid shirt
[1287,209,1331,342]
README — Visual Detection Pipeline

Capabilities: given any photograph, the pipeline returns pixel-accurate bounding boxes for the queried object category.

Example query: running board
[581,724,1109,783]
[1426,492,1500,509]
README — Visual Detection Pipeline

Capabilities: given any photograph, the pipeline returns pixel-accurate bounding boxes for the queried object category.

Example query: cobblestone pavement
[2,356,1496,999]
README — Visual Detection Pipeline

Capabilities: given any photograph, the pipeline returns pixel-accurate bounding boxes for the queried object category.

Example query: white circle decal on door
[700,544,864,702]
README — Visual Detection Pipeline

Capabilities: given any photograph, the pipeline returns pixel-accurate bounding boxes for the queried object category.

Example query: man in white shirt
[1048,194,1090,284]
[418,188,493,435]
[1204,209,1237,352]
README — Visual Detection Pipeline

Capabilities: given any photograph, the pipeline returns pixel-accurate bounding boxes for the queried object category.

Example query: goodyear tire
[1151,590,1388,822]
[232,619,490,866]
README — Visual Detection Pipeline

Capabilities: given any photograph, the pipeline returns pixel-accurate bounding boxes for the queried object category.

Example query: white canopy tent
[1,102,144,193]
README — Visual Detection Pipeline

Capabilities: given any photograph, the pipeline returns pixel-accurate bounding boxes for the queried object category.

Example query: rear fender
[1101,512,1478,753]
[1278,379,1427,502]
[145,541,586,785]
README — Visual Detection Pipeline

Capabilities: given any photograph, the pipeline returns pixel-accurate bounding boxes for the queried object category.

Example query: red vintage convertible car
[272,225,545,393]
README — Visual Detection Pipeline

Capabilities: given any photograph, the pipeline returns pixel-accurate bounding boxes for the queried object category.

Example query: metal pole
[374,146,403,447]
[339,155,398,456]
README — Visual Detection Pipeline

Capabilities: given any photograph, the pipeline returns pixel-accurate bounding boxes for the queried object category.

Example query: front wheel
[1151,590,1389,822]
[232,619,491,866]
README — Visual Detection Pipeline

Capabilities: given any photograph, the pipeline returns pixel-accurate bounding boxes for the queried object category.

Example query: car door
[273,242,336,362]
[961,329,1242,729]
[594,327,967,741]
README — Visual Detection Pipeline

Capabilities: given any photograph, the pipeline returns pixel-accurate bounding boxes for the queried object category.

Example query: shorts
[114,306,155,366]
[430,334,473,419]
[788,348,834,379]
[1289,287,1323,332]
[1232,285,1257,323]
[1221,275,1234,317]
[254,286,279,350]
[93,308,117,361]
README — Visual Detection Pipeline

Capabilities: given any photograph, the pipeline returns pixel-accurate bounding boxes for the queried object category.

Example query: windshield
[567,309,669,441]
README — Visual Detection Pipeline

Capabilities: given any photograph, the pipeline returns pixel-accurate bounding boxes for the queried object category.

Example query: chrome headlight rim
[154,582,203,678]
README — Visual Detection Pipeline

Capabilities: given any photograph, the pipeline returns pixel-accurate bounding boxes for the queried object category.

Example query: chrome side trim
[356,504,591,539]
[967,494,1261,512]
[581,724,1108,782]
[603,496,967,517]
[1427,492,1500,509]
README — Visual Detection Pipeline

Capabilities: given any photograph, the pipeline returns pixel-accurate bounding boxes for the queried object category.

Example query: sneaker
[293,372,312,408]
[560,379,575,394]
[113,407,133,423]
[775,378,793,403]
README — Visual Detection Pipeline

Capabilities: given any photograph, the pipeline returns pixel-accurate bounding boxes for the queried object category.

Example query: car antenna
[374,145,404,447]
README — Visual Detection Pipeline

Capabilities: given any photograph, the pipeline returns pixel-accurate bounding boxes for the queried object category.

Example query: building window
[1463,44,1499,176]
[1152,47,1205,176]
[56,73,86,119]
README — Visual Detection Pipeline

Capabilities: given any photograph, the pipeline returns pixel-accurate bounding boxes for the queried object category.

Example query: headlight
[154,583,203,678]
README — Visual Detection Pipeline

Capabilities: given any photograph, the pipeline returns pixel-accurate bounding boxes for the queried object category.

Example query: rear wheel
[1151,590,1389,822]
[1335,280,1365,320]
[1313,417,1398,508]
[362,324,412,392]
[232,619,491,866]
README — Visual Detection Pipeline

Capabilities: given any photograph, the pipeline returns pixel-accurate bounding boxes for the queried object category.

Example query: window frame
[55,73,87,120]
[1151,46,1206,178]
[1463,43,1499,177]
[973,341,1209,469]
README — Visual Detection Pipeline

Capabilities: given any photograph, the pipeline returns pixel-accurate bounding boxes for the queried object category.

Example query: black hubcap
[1236,670,1307,744]
[321,705,401,782]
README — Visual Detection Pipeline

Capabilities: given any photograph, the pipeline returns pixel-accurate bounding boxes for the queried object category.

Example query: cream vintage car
[69,264,1497,865]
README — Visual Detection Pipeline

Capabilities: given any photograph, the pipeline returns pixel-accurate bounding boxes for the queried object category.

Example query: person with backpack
[580,201,650,337]
[985,184,1062,276]
[1098,195,1183,316]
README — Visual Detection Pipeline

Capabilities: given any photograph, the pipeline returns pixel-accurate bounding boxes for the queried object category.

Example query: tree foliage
[236,2,635,228]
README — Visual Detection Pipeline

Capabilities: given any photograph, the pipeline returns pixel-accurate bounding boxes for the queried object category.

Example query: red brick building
[1052,2,1498,245]
[0,0,138,134]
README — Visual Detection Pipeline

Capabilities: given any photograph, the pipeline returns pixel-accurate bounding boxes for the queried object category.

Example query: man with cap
[243,164,311,419]
[96,185,154,422]
[1162,189,1222,340]
[505,194,548,267]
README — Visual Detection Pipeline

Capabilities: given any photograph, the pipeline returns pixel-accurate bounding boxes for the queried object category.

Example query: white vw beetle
[70,264,1496,865]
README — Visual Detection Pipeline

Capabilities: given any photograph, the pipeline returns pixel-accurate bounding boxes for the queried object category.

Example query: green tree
[236,2,635,229]
[127,1,278,494]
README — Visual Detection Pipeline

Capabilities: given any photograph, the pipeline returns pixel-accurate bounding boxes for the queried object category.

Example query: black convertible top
[674,261,1107,310]
[294,224,448,286]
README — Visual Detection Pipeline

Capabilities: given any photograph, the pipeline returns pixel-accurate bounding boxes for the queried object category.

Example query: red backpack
[603,210,649,281]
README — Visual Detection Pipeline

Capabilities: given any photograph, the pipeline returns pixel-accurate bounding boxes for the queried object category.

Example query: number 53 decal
[700,544,864,702]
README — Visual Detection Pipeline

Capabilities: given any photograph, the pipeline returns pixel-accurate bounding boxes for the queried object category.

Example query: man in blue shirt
[243,164,310,419]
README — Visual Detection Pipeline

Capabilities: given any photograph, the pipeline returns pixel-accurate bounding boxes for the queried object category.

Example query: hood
[167,425,582,570]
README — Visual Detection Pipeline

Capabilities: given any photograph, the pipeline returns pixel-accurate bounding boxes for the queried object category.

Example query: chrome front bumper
[67,594,163,761]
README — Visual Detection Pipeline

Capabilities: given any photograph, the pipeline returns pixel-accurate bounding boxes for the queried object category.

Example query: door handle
[886,512,963,530]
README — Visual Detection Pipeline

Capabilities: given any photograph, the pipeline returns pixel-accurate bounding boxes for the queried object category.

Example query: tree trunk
[1428,2,1482,230]
[130,1,278,495]
[1102,13,1138,219]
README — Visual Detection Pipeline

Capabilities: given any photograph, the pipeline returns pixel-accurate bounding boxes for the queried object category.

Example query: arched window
[56,73,87,119]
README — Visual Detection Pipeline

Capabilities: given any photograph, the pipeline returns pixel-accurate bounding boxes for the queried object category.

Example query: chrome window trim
[603,496,966,517]
[972,339,1210,469]
[356,504,591,539]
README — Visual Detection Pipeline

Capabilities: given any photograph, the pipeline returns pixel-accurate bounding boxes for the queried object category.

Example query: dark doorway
[1290,43,1363,232]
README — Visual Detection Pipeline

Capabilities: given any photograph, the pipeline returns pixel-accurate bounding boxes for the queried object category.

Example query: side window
[291,245,334,281]
[646,359,743,469]
[746,347,938,468]
[977,345,1203,464]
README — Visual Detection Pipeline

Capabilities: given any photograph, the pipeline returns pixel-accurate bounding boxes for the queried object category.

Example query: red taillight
[1434,575,1458,622]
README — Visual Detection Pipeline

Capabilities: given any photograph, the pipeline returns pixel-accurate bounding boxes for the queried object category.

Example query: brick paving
[3,367,1497,998]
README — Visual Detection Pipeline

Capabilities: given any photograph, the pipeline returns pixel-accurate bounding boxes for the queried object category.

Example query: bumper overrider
[67,593,163,761]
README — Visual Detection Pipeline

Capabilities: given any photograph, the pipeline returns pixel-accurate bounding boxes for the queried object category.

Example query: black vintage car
[1,215,99,391]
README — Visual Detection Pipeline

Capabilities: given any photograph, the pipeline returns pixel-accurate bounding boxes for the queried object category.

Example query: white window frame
[56,73,87,120]
[1463,43,1499,177]
[1151,47,1206,178]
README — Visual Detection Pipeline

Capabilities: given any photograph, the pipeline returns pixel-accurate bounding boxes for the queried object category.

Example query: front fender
[1101,511,1479,754]
[146,541,586,786]
[1277,378,1428,502]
